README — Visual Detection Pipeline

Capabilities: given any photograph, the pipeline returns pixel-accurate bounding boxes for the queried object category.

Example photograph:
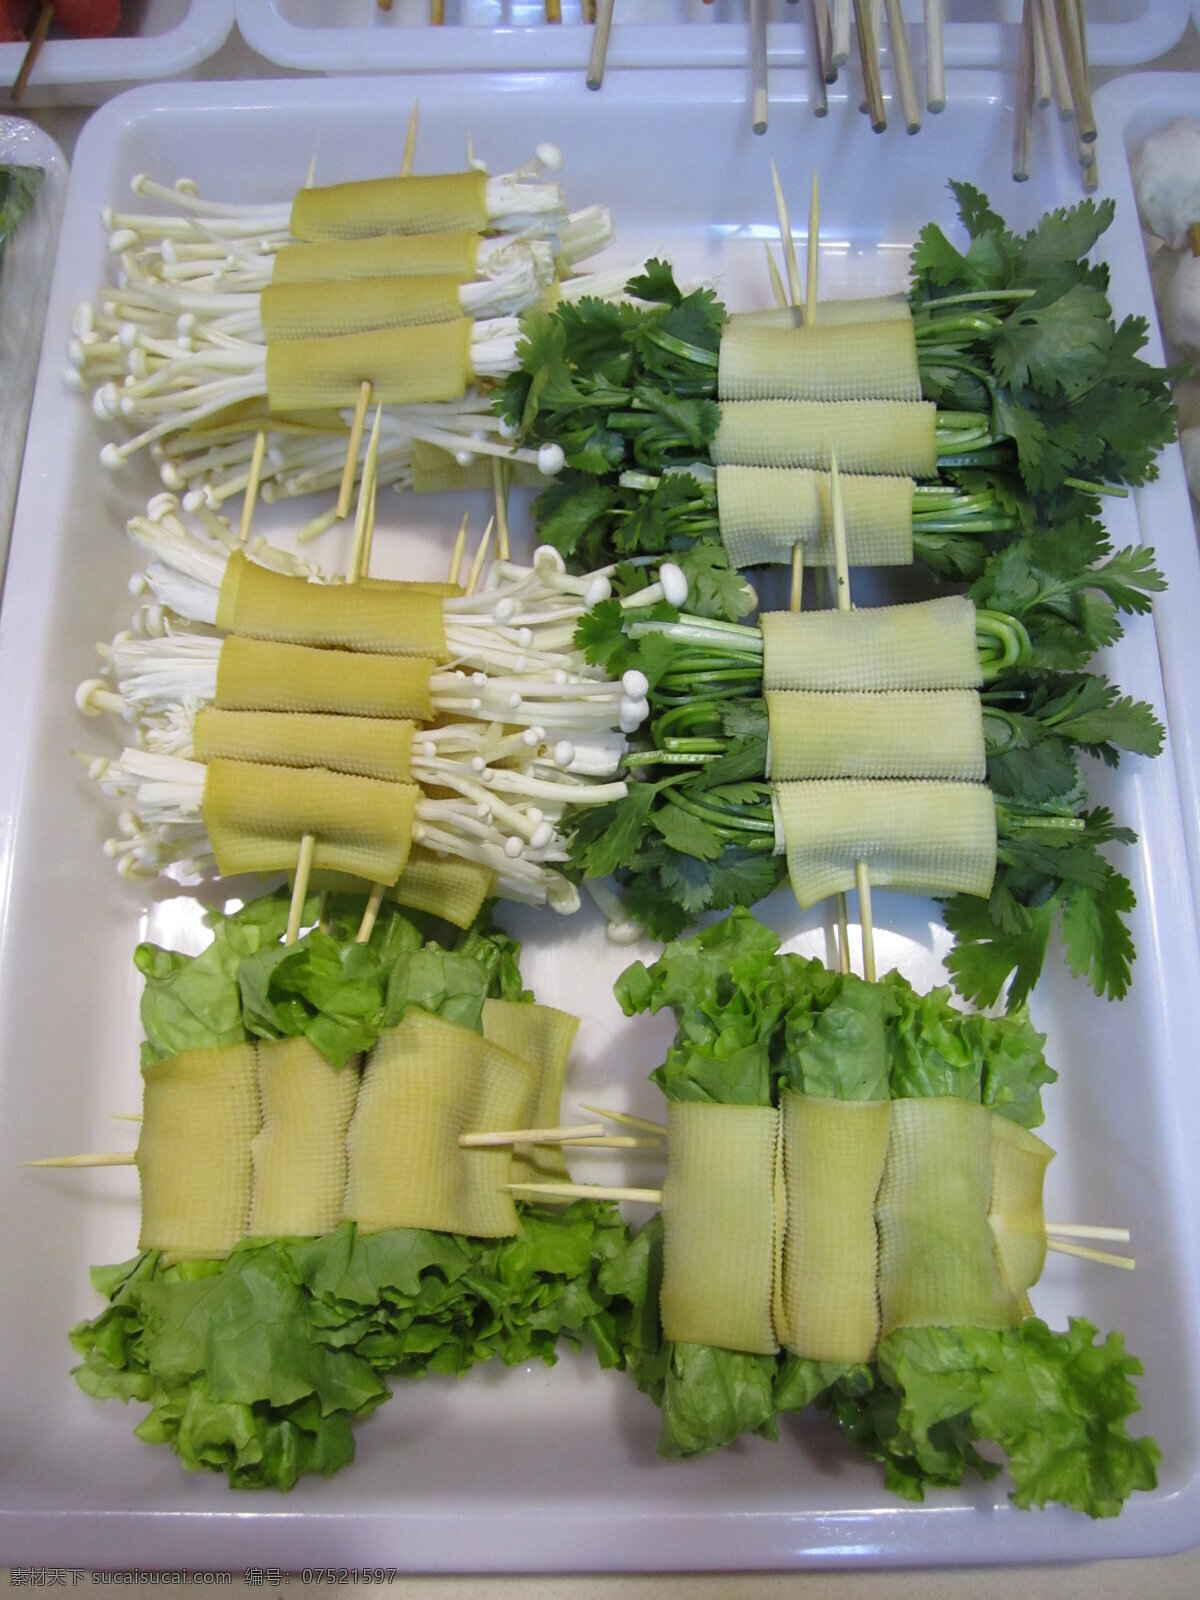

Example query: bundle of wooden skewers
[364,0,1098,193]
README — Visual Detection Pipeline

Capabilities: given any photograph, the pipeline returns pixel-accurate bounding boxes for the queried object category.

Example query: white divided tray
[1,70,1199,1572]
[235,0,1189,75]
[0,1,235,107]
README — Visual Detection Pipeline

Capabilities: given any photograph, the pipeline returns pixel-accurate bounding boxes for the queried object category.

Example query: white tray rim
[234,0,1190,74]
[1,69,1199,1573]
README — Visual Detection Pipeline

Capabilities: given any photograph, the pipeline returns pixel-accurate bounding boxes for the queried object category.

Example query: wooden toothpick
[504,1181,663,1204]
[579,1104,667,1134]
[587,0,615,90]
[448,511,469,586]
[1047,1238,1135,1271]
[26,1152,136,1169]
[829,451,876,982]
[237,429,267,544]
[459,1122,605,1149]
[771,161,803,309]
[805,171,819,329]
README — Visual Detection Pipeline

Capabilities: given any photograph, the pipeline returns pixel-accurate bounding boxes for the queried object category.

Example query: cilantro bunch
[499,185,1178,617]
[566,561,1163,1009]
[599,912,1159,1518]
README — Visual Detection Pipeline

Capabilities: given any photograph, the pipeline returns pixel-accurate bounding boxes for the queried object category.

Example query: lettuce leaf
[602,912,1153,1514]
[71,1203,631,1491]
[136,889,529,1068]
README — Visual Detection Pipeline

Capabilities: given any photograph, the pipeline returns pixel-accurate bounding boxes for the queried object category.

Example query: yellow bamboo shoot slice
[482,999,581,1188]
[202,759,417,883]
[342,1009,536,1237]
[289,170,489,241]
[729,295,912,328]
[389,850,496,928]
[248,1038,359,1239]
[215,637,436,721]
[877,1098,1023,1336]
[216,551,447,659]
[779,1093,892,1362]
[766,690,986,782]
[194,708,414,783]
[761,597,981,692]
[307,850,496,929]
[137,1043,260,1264]
[660,1102,780,1355]
[717,465,913,570]
[712,400,939,478]
[988,1116,1053,1314]
[409,439,545,494]
[272,230,480,285]
[718,320,922,404]
[261,274,466,341]
[774,778,997,908]
[265,320,473,412]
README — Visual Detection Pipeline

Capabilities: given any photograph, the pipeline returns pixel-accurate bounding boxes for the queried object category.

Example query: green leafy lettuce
[74,891,629,1489]
[602,911,1157,1517]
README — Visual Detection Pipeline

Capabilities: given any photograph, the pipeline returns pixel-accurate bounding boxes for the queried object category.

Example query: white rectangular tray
[236,0,1188,74]
[0,1,235,107]
[0,117,67,594]
[1,70,1199,1573]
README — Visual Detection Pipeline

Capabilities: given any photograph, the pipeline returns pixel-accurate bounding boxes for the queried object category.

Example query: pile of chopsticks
[1014,1,1097,190]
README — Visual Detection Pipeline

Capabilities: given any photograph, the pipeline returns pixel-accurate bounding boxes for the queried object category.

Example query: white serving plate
[236,0,1188,75]
[0,117,66,593]
[1,70,1199,1572]
[0,0,235,108]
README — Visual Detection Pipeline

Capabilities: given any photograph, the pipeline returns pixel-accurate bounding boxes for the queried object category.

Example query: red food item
[0,0,38,43]
[53,0,121,38]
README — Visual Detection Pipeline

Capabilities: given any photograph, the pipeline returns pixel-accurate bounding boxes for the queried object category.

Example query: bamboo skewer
[26,1152,136,1169]
[770,161,803,310]
[1045,1224,1131,1243]
[831,0,851,66]
[459,1122,605,1148]
[1040,0,1073,121]
[1055,0,1094,142]
[236,429,267,544]
[579,1105,667,1134]
[828,451,876,983]
[805,172,819,325]
[925,0,945,113]
[808,1,829,116]
[855,1,887,133]
[1047,1239,1135,1271]
[764,243,788,310]
[1014,0,1035,184]
[812,0,835,84]
[750,0,769,135]
[883,0,921,134]
[1031,0,1051,108]
[587,0,615,91]
[504,1181,663,1204]
[286,832,316,945]
[11,2,54,105]
[448,511,469,587]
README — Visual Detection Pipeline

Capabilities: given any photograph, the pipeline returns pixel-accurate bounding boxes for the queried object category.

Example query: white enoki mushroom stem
[84,749,580,907]
[114,159,574,244]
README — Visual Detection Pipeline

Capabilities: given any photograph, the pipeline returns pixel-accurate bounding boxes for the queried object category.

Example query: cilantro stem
[623,749,722,768]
